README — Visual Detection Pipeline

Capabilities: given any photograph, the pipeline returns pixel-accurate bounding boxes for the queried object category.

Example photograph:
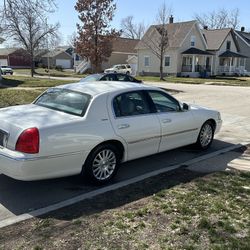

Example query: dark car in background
[80,73,142,83]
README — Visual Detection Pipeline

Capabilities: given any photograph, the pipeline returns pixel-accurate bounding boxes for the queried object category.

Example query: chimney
[203,26,208,30]
[241,26,245,32]
[169,15,174,24]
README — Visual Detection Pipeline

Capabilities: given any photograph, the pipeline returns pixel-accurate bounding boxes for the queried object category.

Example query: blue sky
[50,0,250,44]
[1,0,250,47]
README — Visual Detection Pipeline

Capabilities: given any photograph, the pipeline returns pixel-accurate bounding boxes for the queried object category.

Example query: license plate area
[0,129,9,148]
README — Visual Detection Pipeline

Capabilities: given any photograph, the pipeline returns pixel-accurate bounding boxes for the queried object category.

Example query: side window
[101,74,117,81]
[144,56,150,67]
[116,74,127,81]
[113,91,151,117]
[191,35,196,47]
[148,91,181,112]
[164,56,170,67]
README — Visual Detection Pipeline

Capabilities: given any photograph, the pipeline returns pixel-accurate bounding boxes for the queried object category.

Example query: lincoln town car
[0,81,222,184]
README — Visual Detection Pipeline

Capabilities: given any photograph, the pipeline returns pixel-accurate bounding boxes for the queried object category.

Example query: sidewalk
[188,145,250,173]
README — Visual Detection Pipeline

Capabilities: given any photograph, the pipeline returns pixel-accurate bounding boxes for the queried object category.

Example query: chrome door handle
[118,124,130,129]
[162,118,172,123]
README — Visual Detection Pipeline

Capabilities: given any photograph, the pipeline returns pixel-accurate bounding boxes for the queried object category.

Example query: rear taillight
[15,128,39,154]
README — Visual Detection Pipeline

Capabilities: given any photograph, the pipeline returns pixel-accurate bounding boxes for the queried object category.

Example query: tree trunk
[30,52,35,77]
[160,55,164,80]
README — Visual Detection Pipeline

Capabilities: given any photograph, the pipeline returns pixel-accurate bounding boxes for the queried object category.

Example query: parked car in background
[0,81,222,184]
[104,64,132,74]
[80,73,142,83]
[0,66,13,75]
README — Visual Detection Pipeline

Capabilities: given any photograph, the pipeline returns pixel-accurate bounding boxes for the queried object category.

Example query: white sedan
[0,82,222,184]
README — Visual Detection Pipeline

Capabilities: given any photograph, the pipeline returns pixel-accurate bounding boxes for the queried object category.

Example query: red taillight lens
[15,128,39,154]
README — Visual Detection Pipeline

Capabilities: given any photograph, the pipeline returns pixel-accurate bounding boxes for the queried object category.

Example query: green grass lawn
[1,75,74,87]
[0,89,44,108]
[14,68,85,78]
[0,169,249,249]
[138,75,250,86]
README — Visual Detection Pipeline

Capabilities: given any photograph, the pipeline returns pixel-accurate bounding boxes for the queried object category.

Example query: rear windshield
[80,74,102,82]
[34,88,91,117]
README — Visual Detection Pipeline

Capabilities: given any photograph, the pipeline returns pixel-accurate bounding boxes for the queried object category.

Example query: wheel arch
[85,139,125,163]
[205,118,216,131]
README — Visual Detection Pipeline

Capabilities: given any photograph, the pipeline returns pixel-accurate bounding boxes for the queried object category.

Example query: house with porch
[136,18,214,77]
[234,27,250,72]
[203,28,247,76]
[136,17,248,77]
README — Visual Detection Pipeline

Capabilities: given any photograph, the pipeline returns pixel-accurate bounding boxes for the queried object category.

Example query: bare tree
[120,16,146,40]
[1,0,59,77]
[195,8,240,29]
[67,32,77,49]
[142,3,172,80]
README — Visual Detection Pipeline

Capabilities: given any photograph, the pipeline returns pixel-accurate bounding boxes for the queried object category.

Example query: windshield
[80,74,102,82]
[34,88,91,116]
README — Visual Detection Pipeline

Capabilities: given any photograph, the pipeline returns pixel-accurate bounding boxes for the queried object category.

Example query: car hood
[1,67,12,70]
[0,104,79,130]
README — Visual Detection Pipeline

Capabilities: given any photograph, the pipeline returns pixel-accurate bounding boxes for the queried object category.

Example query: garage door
[0,59,8,66]
[56,59,71,69]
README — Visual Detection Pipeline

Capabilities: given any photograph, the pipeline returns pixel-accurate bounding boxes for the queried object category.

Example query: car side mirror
[182,103,189,111]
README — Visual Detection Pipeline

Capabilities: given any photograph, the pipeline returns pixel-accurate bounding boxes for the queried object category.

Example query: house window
[226,41,231,50]
[144,56,150,67]
[191,36,196,47]
[164,56,170,67]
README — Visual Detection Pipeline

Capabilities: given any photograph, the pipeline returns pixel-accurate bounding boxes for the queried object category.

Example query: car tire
[83,143,121,184]
[196,121,214,150]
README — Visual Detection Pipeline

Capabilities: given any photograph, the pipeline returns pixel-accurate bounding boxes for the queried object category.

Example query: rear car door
[147,90,199,152]
[108,90,161,161]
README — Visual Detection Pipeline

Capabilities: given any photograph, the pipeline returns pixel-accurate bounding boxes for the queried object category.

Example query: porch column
[211,56,213,75]
[192,55,195,72]
[229,57,232,74]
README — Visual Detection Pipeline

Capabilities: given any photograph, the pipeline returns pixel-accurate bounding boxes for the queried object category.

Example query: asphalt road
[0,82,250,222]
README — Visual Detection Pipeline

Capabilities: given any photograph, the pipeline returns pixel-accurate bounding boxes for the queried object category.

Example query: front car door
[108,90,161,161]
[146,90,199,152]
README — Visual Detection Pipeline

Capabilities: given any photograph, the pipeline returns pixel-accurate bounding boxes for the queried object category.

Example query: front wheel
[83,144,120,184]
[196,121,214,150]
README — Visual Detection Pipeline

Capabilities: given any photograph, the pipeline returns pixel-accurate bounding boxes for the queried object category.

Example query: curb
[0,143,246,229]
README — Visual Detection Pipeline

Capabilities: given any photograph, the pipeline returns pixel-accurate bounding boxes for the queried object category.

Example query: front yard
[0,75,73,88]
[14,68,85,78]
[0,168,249,249]
[0,76,72,108]
[138,76,250,86]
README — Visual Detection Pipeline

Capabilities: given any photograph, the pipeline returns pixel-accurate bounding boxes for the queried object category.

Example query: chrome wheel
[199,123,213,147]
[92,149,117,181]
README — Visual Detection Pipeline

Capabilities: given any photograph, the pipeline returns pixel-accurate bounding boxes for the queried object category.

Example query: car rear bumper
[0,147,88,181]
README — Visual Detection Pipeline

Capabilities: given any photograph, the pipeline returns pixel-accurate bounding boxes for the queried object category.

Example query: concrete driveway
[0,82,250,225]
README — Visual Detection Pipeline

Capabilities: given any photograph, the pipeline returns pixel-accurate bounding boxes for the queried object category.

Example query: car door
[147,90,199,152]
[109,90,161,161]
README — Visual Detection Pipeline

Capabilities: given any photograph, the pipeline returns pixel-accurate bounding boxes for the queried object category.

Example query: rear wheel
[83,144,120,184]
[196,121,214,150]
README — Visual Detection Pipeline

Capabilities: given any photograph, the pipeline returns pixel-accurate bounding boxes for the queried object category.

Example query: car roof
[57,81,158,97]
